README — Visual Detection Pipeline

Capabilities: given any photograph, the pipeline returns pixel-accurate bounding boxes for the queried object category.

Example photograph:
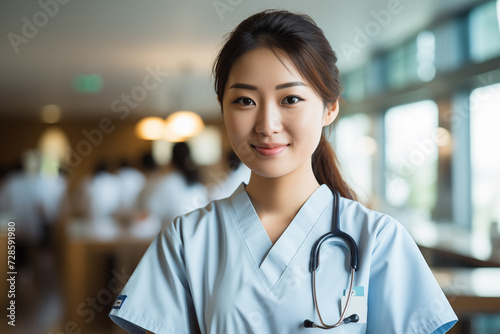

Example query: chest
[260,216,294,244]
[191,240,368,334]
[180,195,373,333]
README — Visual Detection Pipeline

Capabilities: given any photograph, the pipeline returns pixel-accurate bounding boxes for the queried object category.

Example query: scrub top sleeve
[367,218,457,334]
[109,219,200,334]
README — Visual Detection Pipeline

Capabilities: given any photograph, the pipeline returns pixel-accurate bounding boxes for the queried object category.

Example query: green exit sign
[73,74,103,93]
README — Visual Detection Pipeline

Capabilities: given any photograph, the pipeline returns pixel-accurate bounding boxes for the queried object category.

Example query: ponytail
[312,134,357,201]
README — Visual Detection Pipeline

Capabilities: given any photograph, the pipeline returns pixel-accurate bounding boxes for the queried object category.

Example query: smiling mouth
[251,144,289,157]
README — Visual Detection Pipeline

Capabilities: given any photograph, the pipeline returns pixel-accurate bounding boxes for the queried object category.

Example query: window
[386,34,436,89]
[416,31,436,82]
[342,67,367,102]
[387,45,407,89]
[366,56,385,96]
[469,0,500,63]
[333,113,375,205]
[434,19,464,73]
[384,100,439,218]
[470,82,500,234]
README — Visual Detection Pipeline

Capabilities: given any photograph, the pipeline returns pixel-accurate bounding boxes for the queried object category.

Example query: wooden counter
[63,218,156,332]
[433,267,500,314]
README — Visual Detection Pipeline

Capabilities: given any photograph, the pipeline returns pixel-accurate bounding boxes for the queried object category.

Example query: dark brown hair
[212,9,357,200]
[172,142,200,185]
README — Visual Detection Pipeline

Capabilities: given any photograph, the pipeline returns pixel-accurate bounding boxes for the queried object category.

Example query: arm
[109,218,200,333]
[367,218,457,333]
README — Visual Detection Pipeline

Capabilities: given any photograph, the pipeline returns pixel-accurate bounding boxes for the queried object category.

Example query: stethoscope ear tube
[309,191,359,272]
[335,230,358,271]
[309,230,358,271]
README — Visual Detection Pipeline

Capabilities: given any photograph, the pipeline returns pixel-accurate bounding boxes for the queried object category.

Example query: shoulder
[162,196,232,242]
[339,196,399,235]
[337,196,417,258]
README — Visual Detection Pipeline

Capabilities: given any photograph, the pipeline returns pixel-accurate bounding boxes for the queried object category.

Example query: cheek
[223,112,259,164]
[287,112,324,145]
[224,111,248,145]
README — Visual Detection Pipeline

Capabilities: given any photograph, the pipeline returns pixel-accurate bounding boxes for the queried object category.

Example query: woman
[110,10,457,333]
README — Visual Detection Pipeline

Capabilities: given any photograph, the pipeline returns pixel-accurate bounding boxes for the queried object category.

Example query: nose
[254,102,283,136]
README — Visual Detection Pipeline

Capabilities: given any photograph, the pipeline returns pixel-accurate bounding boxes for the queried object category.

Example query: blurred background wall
[1,0,500,333]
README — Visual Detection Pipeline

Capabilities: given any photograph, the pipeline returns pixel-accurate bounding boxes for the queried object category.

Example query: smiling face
[222,47,338,180]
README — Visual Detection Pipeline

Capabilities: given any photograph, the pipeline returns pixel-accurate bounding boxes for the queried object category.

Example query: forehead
[226,47,306,86]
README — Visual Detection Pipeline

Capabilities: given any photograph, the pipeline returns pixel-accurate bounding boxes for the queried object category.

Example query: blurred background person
[136,151,163,211]
[208,150,251,201]
[0,151,44,254]
[78,160,121,235]
[128,152,164,237]
[115,158,146,221]
[0,150,46,293]
[148,142,208,227]
[38,165,68,248]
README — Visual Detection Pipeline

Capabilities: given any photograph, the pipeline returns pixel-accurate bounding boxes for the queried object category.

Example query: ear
[322,100,339,126]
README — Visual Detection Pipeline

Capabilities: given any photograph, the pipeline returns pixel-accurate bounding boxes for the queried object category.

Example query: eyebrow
[276,81,306,90]
[228,81,306,90]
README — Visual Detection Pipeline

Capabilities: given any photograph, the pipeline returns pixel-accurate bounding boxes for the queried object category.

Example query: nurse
[110,9,457,333]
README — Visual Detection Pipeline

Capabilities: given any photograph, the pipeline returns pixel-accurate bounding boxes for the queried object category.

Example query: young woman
[110,9,457,333]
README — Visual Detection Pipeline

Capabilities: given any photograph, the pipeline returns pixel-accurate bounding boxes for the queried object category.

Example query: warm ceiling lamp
[41,104,61,124]
[135,117,166,140]
[164,111,205,142]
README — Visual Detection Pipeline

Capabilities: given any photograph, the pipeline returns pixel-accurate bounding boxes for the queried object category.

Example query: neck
[245,161,320,219]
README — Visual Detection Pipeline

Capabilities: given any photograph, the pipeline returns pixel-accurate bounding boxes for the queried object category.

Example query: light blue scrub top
[109,183,457,334]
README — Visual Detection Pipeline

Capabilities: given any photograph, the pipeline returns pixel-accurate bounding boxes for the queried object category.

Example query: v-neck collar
[229,182,333,288]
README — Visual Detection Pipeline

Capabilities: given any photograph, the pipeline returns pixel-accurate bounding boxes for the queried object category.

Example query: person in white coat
[78,160,121,235]
[116,159,146,212]
[147,142,208,227]
[0,152,45,266]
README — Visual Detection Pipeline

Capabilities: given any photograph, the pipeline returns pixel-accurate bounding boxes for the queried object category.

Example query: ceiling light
[135,117,166,140]
[41,104,61,123]
[164,111,205,142]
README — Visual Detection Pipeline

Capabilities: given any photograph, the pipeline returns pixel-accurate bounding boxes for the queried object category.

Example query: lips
[251,143,289,157]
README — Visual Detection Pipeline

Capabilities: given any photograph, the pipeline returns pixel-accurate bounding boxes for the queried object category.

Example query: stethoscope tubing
[304,189,360,329]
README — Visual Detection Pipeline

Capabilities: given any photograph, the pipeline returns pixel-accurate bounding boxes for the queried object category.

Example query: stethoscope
[304,189,360,329]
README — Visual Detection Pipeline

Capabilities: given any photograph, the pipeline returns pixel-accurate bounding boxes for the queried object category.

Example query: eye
[233,97,255,106]
[282,95,304,105]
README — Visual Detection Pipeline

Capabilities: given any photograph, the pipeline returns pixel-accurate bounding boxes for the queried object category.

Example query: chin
[246,162,294,180]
